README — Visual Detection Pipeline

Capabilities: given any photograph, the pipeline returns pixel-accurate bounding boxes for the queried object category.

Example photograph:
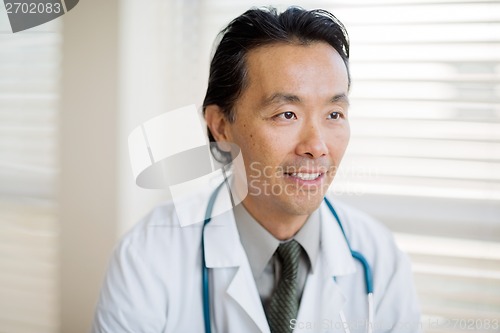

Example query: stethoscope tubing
[202,182,225,333]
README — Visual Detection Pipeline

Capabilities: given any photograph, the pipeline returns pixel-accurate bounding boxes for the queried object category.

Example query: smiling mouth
[287,172,322,181]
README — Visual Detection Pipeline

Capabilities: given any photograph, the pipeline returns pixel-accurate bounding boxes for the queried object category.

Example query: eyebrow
[260,92,350,108]
[260,93,301,107]
[331,93,350,107]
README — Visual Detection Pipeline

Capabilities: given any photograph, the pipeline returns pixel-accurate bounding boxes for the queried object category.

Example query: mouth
[284,168,327,182]
[287,172,322,181]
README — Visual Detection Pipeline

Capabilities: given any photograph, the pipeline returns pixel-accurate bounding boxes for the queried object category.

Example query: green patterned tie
[266,240,302,333]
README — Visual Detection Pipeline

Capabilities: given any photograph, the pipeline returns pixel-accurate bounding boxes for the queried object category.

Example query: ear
[204,104,233,151]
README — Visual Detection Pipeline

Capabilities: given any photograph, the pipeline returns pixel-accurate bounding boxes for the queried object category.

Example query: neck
[241,199,309,241]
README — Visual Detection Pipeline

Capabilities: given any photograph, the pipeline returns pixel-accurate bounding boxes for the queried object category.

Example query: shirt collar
[295,208,320,273]
[234,203,320,280]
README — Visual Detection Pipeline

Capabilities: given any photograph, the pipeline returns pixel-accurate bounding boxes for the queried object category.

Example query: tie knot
[277,240,301,260]
[277,240,301,279]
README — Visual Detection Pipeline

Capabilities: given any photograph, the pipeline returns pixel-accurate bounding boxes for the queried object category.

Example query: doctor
[92,6,421,333]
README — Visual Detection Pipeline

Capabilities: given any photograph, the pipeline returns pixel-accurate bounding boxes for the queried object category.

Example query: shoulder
[121,200,179,245]
[322,195,410,279]
[324,196,396,250]
[115,199,203,265]
[93,201,191,331]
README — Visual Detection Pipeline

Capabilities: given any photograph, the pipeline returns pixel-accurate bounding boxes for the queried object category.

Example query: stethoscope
[201,182,374,333]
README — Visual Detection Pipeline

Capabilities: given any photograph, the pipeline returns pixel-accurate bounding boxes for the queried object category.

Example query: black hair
[202,6,350,164]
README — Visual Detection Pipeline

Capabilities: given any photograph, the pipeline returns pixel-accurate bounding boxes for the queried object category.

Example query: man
[92,6,421,333]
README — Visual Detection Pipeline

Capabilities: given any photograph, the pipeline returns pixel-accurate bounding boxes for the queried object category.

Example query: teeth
[290,172,321,181]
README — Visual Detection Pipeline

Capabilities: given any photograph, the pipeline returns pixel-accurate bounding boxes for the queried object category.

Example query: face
[221,42,350,221]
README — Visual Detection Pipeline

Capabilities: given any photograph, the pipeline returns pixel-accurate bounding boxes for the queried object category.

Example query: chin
[281,193,325,216]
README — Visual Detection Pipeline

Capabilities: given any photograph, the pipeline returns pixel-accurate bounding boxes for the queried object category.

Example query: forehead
[242,42,349,99]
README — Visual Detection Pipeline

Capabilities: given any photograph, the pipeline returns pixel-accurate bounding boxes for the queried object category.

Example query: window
[328,1,500,326]
[0,10,61,333]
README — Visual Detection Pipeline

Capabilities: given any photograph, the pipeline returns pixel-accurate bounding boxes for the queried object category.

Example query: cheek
[257,131,291,158]
[340,126,351,147]
[328,127,350,154]
[246,135,277,162]
[237,122,279,152]
[230,127,265,169]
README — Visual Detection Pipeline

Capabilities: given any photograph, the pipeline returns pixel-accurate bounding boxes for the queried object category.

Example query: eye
[328,112,342,120]
[276,111,297,120]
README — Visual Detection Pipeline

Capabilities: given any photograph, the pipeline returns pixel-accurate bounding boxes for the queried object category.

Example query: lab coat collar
[202,194,357,333]
[202,198,357,273]
[203,208,244,268]
[203,196,357,272]
[203,194,270,332]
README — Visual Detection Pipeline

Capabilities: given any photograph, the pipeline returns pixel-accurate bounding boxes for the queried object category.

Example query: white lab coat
[92,191,421,333]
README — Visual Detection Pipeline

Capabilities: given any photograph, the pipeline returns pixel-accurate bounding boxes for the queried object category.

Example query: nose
[295,121,328,159]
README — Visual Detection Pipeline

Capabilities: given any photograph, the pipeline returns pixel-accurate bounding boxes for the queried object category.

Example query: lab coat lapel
[226,261,271,333]
[295,201,357,332]
[318,198,357,277]
[203,207,270,333]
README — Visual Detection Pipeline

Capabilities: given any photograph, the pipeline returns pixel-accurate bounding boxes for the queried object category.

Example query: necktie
[266,240,302,333]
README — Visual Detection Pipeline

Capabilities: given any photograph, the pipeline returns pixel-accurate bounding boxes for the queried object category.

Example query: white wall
[59,0,120,331]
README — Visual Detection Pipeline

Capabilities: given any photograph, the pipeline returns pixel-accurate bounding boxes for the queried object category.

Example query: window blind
[0,9,60,333]
[334,1,500,202]
[324,1,500,329]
